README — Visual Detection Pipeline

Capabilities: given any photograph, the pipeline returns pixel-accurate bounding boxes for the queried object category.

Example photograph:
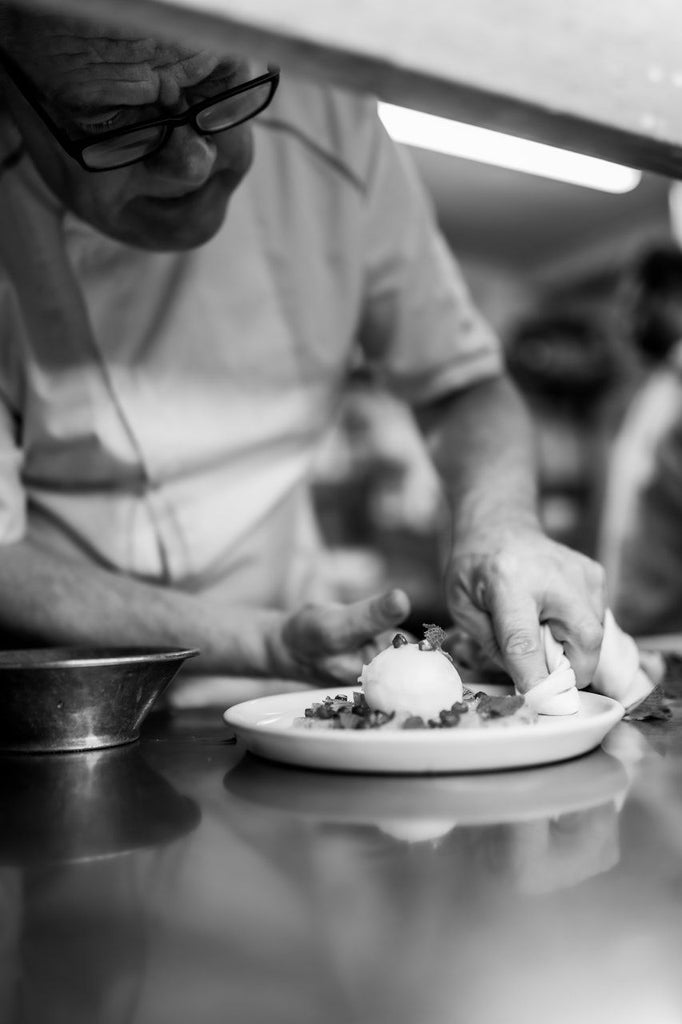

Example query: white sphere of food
[358,641,463,719]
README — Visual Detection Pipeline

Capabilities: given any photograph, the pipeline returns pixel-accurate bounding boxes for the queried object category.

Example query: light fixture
[378,102,641,194]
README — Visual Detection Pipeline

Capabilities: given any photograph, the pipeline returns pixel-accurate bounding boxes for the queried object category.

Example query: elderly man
[0,4,605,694]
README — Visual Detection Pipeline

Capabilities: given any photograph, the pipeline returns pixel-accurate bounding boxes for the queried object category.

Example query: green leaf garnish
[422,623,447,649]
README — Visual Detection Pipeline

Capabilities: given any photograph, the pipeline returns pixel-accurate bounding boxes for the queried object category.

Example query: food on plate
[297,626,538,732]
[299,689,535,731]
[359,628,464,719]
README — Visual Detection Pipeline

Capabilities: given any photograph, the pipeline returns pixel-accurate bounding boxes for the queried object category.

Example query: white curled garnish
[520,609,656,716]
[521,627,580,715]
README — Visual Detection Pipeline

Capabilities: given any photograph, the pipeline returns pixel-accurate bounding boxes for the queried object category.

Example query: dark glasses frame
[0,46,279,172]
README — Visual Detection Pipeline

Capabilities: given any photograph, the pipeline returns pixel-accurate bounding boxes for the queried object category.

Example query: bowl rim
[0,646,200,669]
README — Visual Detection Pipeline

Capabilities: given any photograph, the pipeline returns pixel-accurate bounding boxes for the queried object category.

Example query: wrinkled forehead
[5,10,233,107]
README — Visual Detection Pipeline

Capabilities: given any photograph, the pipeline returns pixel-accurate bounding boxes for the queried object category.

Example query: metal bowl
[0,646,199,753]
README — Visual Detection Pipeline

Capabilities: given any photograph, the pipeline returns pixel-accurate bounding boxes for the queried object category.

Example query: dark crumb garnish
[473,693,526,720]
[303,693,395,730]
[301,689,527,731]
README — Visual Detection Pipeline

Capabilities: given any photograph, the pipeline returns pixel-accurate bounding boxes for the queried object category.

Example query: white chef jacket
[0,73,503,608]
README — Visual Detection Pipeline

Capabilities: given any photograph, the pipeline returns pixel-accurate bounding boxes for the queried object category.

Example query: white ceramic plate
[223,684,624,774]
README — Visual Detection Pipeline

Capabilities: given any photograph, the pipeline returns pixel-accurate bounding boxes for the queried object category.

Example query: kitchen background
[310,139,678,633]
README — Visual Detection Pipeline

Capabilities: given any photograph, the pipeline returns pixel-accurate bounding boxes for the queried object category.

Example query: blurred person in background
[0,3,606,700]
[599,246,682,636]
[506,311,615,556]
[311,368,446,630]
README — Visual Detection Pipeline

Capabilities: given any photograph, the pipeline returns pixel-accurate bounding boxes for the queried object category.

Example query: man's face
[1,13,258,250]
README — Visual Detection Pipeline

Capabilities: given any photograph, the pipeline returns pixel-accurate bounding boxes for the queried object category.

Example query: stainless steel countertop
[1,702,681,1024]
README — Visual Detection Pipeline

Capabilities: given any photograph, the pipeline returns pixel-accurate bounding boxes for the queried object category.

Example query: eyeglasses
[0,48,279,172]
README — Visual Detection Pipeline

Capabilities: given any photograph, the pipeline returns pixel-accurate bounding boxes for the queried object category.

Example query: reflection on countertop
[0,743,201,866]
[1,708,682,1024]
[224,745,630,889]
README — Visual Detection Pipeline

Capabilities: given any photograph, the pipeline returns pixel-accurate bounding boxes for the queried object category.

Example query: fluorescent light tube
[378,102,641,194]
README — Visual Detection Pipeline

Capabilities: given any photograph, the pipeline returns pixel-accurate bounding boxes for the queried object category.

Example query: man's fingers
[446,539,607,694]
[546,611,604,689]
[325,588,411,652]
[549,575,605,689]
[444,629,502,673]
[485,588,547,693]
[463,589,603,691]
[289,588,411,657]
[446,607,504,670]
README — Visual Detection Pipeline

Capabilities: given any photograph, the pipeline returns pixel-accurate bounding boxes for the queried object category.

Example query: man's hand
[445,527,606,692]
[275,588,411,685]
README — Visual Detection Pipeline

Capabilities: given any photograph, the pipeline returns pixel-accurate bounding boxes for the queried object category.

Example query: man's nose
[151,124,217,188]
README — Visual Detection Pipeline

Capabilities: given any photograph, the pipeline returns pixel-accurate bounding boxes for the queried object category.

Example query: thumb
[287,588,411,657]
[486,589,548,693]
[320,588,411,653]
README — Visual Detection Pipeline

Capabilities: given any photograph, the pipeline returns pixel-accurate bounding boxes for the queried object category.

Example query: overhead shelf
[27,0,682,176]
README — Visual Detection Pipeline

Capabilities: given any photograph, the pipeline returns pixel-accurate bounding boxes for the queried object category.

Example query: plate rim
[224,685,623,745]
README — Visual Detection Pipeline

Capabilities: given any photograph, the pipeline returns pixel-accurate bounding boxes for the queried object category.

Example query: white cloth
[522,610,656,715]
[521,629,581,715]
